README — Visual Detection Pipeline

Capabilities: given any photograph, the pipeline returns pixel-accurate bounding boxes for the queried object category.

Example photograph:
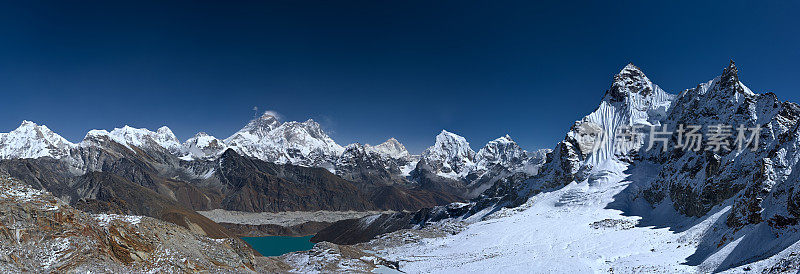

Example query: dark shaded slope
[0,158,233,238]
[72,171,232,238]
[216,149,373,212]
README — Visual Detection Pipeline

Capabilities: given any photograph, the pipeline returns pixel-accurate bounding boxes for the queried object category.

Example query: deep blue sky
[1,1,798,153]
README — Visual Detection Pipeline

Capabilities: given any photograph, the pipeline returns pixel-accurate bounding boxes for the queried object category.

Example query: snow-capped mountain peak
[667,61,758,128]
[366,138,410,159]
[0,120,77,160]
[424,130,476,162]
[716,60,754,96]
[604,62,656,102]
[82,125,183,155]
[156,126,175,137]
[224,115,344,167]
[182,132,227,160]
[475,134,527,168]
[416,130,476,179]
[238,112,281,137]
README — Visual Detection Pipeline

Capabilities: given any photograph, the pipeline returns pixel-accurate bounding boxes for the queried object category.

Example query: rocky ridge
[0,176,292,273]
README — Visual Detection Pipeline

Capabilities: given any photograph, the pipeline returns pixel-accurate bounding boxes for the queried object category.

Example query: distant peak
[157,126,174,135]
[366,138,410,159]
[623,63,641,72]
[11,120,57,135]
[486,134,516,146]
[726,59,737,70]
[242,111,281,133]
[617,63,645,78]
[372,137,408,152]
[15,121,54,133]
[720,59,739,86]
[345,142,366,150]
[259,111,276,119]
[432,130,469,148]
[20,120,37,127]
[605,62,654,101]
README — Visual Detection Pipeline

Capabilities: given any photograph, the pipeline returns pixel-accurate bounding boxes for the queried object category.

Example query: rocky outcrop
[0,176,285,273]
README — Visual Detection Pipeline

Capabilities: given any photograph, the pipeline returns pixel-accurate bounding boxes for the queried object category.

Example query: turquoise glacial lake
[241,235,316,256]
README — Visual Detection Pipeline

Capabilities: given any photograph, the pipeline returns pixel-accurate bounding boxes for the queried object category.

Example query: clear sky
[1,1,798,153]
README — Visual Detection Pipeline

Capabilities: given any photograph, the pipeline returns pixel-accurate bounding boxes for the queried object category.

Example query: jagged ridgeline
[0,104,548,238]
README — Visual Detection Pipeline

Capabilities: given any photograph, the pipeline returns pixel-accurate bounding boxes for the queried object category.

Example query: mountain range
[3,61,800,272]
[0,107,547,238]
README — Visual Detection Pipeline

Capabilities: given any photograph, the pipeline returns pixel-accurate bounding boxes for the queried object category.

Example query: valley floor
[199,209,396,237]
[199,209,394,227]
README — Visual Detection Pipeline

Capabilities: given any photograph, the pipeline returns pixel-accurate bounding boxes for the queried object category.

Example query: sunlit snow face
[575,122,604,155]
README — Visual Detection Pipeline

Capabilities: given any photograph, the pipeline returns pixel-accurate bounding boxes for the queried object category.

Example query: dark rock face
[215,149,373,212]
[335,144,400,186]
[410,160,469,196]
[213,149,462,212]
[607,63,653,101]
